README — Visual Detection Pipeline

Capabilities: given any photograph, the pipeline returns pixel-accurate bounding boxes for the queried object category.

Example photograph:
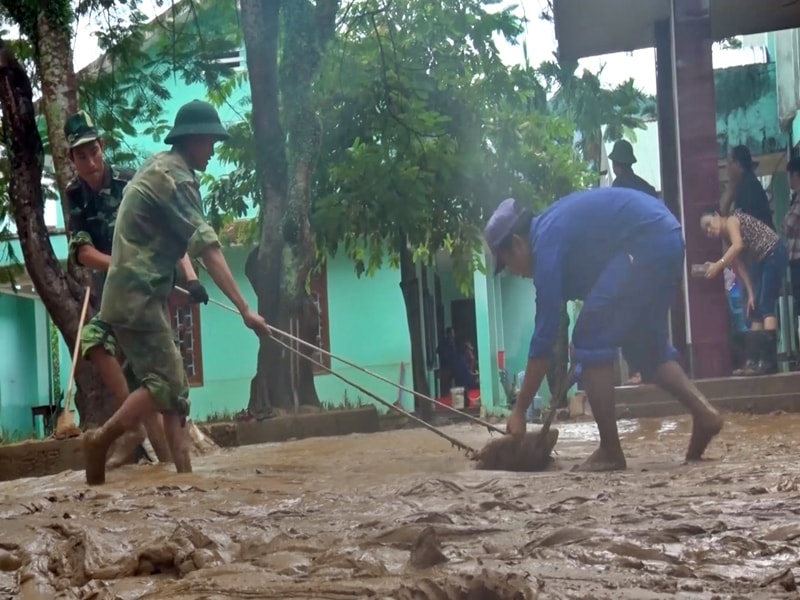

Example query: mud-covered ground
[3,413,800,599]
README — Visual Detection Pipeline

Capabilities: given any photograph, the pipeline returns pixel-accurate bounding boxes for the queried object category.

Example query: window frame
[309,266,331,374]
[167,291,204,387]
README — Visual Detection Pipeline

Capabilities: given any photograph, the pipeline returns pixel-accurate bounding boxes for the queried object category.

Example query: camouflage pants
[80,315,190,416]
[80,315,139,393]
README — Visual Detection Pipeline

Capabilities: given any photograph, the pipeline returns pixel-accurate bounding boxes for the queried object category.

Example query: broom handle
[63,287,92,413]
[538,363,577,439]
[177,283,504,435]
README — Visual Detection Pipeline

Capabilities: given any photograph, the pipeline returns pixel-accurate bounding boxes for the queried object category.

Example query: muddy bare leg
[163,414,192,473]
[575,363,627,472]
[84,388,158,485]
[142,413,173,463]
[89,348,173,466]
[653,360,723,461]
[87,347,129,405]
[87,347,146,469]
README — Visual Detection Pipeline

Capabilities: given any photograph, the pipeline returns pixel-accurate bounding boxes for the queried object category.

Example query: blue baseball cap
[484,198,524,275]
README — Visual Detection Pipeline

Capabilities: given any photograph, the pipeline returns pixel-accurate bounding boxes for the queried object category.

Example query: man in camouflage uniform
[83,100,271,485]
[65,111,209,466]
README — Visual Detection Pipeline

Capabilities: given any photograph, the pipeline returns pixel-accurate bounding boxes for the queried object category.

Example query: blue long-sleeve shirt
[528,187,682,360]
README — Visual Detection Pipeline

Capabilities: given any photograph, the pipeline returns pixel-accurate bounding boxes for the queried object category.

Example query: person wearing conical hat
[82,100,271,486]
[608,139,658,199]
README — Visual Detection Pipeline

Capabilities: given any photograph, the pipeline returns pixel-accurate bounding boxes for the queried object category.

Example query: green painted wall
[183,247,413,419]
[715,62,789,159]
[0,295,48,438]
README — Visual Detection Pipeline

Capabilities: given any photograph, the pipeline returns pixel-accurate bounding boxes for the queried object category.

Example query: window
[309,266,330,373]
[167,291,204,387]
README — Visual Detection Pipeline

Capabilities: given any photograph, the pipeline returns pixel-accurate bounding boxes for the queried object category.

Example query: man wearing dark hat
[83,100,271,485]
[608,139,658,199]
[607,139,658,385]
[484,188,723,472]
[65,110,206,467]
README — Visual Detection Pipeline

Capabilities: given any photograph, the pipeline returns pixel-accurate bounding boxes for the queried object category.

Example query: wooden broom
[55,287,92,437]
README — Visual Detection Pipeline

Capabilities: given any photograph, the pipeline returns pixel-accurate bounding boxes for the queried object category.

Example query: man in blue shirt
[484,188,723,471]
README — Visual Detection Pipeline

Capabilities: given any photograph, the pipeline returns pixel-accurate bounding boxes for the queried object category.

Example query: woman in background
[701,207,788,376]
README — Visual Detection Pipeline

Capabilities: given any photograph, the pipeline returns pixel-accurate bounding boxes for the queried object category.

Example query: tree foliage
[0,0,245,426]
[312,0,588,292]
[538,57,655,170]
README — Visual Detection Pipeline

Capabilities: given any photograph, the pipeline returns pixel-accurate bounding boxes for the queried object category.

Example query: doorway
[451,299,478,359]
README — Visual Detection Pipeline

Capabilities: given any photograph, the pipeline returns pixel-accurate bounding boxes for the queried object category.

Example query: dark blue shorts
[572,229,684,381]
[751,242,788,321]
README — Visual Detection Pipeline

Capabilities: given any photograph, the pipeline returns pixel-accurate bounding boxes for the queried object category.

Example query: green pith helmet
[64,111,101,149]
[608,139,637,165]
[163,100,230,145]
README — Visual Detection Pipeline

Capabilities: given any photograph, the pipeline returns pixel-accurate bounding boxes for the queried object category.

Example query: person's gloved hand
[186,280,209,305]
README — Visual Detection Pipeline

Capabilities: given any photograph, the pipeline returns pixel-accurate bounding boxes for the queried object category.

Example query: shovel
[55,287,92,438]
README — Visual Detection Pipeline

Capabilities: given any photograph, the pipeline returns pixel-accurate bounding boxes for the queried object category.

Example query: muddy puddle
[2,413,800,599]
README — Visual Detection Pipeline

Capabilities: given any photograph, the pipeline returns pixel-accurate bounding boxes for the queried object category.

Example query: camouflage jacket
[99,150,220,330]
[66,165,135,303]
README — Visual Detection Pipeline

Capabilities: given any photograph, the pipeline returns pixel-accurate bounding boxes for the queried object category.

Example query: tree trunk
[36,11,78,220]
[35,12,107,425]
[399,237,433,422]
[241,0,337,416]
[0,42,113,429]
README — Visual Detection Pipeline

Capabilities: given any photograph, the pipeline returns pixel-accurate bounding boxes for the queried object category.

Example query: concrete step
[614,371,800,407]
[616,391,800,420]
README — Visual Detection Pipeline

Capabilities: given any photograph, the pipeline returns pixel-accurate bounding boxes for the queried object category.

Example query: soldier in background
[64,111,208,466]
[607,139,659,385]
[608,140,659,199]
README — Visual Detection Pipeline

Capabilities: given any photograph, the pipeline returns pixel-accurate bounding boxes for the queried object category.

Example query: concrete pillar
[667,0,731,377]
[655,18,688,365]
[474,251,503,416]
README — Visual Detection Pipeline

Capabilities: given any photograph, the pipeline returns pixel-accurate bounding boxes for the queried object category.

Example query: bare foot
[686,411,724,461]
[84,429,110,486]
[573,446,627,472]
[624,373,642,386]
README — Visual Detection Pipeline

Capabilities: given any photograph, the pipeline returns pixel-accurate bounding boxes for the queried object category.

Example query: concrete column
[655,18,688,365]
[669,0,731,377]
[474,251,502,416]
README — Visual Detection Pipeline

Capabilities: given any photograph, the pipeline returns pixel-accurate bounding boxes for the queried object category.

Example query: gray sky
[71,0,659,92]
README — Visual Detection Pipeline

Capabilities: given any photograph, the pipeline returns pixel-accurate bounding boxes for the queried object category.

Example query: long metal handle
[537,363,576,442]
[175,287,476,455]
[177,286,504,434]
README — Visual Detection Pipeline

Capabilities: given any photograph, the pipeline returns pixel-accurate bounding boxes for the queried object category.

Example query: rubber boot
[733,331,759,376]
[751,330,778,376]
[730,331,747,373]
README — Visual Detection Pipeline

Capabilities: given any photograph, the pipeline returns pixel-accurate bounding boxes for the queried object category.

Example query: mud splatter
[473,429,559,471]
[3,414,800,598]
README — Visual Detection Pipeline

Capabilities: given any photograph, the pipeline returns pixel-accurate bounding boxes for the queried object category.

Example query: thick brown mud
[2,413,800,598]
